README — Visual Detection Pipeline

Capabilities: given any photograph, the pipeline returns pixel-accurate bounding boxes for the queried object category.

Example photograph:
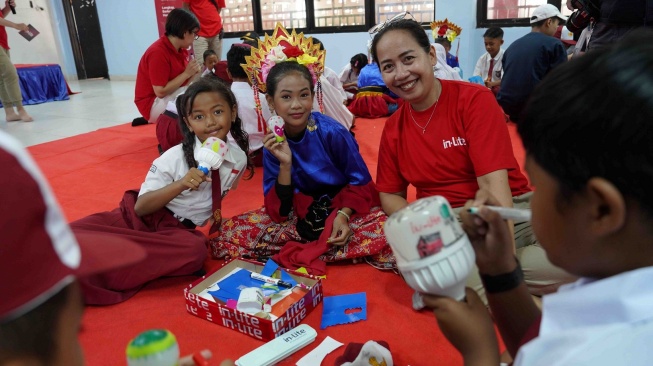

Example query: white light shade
[384,196,475,300]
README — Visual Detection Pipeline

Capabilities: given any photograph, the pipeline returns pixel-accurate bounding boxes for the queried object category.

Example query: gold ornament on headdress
[242,23,325,94]
[430,19,462,43]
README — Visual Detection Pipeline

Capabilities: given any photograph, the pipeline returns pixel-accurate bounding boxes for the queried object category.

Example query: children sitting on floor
[71,78,253,305]
[211,24,394,275]
[473,27,505,96]
[226,43,271,166]
[423,29,653,366]
[339,53,368,99]
[347,60,401,118]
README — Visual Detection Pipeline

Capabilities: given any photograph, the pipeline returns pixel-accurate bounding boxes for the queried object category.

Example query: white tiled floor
[0,79,139,147]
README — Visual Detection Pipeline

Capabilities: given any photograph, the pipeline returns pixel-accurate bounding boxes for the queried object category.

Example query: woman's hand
[263,132,292,166]
[422,288,500,365]
[328,213,352,246]
[184,59,202,78]
[460,190,517,275]
[180,167,210,191]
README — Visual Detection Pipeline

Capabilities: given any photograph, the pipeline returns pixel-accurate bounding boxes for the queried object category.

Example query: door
[62,0,109,79]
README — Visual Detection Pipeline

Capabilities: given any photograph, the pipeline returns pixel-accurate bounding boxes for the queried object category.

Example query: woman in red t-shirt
[370,17,575,300]
[0,0,32,122]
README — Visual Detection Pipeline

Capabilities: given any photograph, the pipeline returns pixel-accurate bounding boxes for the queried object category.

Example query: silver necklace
[409,99,438,135]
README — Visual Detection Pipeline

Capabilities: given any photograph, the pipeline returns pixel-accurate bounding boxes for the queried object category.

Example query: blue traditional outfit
[347,63,401,118]
[209,113,394,275]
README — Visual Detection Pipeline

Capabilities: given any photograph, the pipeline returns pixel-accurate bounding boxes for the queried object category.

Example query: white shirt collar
[540,266,653,335]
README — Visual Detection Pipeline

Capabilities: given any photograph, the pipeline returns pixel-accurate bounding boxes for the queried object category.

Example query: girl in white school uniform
[71,78,253,305]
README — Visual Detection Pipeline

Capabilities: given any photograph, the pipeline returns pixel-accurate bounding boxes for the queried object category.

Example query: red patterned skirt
[210,206,396,270]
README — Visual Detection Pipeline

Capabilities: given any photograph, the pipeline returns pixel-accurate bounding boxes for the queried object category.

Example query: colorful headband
[242,23,325,94]
[430,19,462,43]
[242,23,326,122]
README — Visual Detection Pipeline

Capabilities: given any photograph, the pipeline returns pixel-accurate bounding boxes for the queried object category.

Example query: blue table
[0,64,70,107]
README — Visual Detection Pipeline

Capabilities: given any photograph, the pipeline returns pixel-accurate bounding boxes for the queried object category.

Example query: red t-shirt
[183,0,225,37]
[376,79,530,208]
[134,36,190,120]
[0,13,9,50]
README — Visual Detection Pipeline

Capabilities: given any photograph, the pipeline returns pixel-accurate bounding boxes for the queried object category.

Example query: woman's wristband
[336,210,350,221]
[479,258,524,294]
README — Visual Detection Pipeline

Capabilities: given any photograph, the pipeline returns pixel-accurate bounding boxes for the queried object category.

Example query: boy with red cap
[0,131,232,366]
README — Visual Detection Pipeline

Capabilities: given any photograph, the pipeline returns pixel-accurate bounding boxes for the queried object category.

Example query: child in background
[433,43,462,81]
[226,43,271,166]
[347,61,401,118]
[309,37,355,130]
[424,29,653,366]
[211,25,393,274]
[431,19,463,73]
[339,53,368,97]
[473,27,504,95]
[201,49,219,77]
[71,78,253,305]
[0,131,232,366]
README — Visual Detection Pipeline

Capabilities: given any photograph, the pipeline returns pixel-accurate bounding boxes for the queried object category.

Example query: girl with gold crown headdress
[431,19,462,70]
[208,23,395,274]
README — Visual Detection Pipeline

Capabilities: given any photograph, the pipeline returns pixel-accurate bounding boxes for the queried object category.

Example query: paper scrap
[296,336,344,366]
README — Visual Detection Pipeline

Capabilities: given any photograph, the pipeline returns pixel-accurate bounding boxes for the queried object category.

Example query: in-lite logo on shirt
[442,137,467,149]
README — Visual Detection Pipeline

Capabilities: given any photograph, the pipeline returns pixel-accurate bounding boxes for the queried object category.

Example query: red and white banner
[154,0,185,37]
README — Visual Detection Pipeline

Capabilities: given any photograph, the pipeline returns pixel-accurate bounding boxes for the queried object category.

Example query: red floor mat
[29,118,525,365]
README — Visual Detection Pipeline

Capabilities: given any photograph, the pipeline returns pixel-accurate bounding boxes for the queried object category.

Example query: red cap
[0,132,146,323]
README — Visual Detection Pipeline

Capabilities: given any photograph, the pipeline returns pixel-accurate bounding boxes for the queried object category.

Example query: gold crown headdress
[430,19,462,43]
[242,23,326,118]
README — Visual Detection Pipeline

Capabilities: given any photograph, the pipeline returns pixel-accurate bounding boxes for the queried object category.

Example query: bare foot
[18,109,33,122]
[5,110,20,122]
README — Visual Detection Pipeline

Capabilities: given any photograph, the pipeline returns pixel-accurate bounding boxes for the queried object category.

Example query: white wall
[4,0,63,67]
[16,0,534,80]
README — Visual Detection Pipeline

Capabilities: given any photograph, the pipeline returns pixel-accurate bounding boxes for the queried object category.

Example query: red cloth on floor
[71,190,207,305]
[271,182,380,275]
[334,340,391,365]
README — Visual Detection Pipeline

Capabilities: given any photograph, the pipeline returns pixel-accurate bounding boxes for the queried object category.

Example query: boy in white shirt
[473,27,504,95]
[422,29,653,366]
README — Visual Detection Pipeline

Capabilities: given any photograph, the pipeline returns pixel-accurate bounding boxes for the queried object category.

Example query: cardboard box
[184,258,323,341]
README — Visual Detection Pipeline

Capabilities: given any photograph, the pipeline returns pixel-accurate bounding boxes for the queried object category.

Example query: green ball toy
[126,329,180,366]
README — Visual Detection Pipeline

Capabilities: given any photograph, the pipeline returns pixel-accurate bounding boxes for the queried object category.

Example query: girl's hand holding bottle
[263,132,292,166]
[180,167,210,191]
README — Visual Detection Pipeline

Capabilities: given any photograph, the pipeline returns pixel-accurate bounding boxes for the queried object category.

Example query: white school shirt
[472,49,505,83]
[515,266,653,365]
[313,74,353,130]
[339,63,357,85]
[230,81,271,152]
[139,137,247,226]
[323,66,345,94]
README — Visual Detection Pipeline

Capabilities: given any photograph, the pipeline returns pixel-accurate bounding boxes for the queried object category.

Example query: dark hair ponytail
[176,78,254,179]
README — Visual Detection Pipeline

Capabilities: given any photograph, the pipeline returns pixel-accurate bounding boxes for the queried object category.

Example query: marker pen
[250,272,292,288]
[467,206,531,223]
